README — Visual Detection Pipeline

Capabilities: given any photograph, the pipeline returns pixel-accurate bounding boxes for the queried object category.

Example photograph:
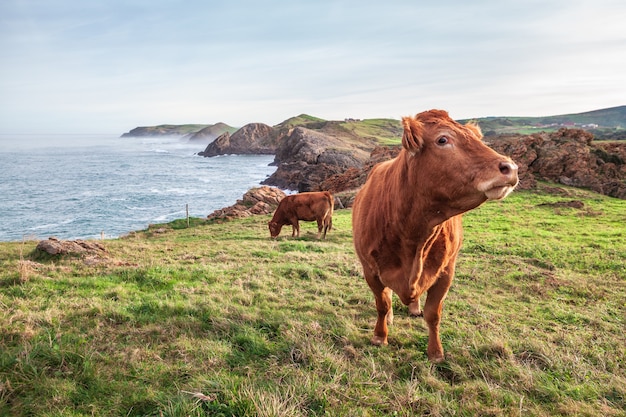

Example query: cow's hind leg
[320,216,331,239]
[316,218,323,239]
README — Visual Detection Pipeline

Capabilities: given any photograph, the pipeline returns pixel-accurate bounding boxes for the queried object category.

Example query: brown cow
[352,109,518,362]
[269,191,334,239]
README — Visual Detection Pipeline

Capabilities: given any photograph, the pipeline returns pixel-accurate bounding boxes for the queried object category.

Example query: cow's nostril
[499,161,513,176]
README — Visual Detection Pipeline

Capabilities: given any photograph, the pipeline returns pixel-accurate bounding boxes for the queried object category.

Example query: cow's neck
[392,152,466,236]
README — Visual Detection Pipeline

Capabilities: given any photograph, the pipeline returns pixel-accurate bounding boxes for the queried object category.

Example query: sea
[0,134,277,242]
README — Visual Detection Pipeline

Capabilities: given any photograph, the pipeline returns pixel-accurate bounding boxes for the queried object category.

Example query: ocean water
[0,134,276,241]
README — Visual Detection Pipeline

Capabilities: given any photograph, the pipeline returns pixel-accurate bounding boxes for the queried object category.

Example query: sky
[1,0,625,134]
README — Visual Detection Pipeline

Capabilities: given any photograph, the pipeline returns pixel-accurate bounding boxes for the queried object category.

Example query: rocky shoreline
[199,126,626,223]
[126,116,626,220]
[35,126,626,255]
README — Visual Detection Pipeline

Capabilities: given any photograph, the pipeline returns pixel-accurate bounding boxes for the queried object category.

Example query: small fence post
[186,204,190,228]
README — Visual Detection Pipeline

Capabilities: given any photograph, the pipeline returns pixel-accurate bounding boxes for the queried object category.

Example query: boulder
[207,186,286,221]
[36,237,106,256]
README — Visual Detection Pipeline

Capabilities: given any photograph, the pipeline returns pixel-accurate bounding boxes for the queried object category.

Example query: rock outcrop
[262,127,371,192]
[207,186,286,221]
[36,237,106,256]
[302,128,626,202]
[199,123,279,156]
[319,146,401,194]
[205,128,625,220]
[489,129,626,198]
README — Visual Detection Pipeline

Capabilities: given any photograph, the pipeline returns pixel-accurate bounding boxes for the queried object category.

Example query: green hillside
[121,124,212,137]
[275,106,626,143]
[121,106,626,141]
[460,105,626,138]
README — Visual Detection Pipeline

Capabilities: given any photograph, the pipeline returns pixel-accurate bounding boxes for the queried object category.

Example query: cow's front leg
[423,273,453,362]
[294,221,300,237]
[372,287,394,346]
[290,220,300,237]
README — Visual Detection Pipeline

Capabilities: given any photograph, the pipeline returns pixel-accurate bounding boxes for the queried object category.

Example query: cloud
[1,0,625,133]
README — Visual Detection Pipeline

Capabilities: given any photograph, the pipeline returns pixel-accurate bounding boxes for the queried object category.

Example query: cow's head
[401,109,518,215]
[268,221,282,238]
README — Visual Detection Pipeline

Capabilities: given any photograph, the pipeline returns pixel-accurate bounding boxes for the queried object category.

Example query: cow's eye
[437,136,449,145]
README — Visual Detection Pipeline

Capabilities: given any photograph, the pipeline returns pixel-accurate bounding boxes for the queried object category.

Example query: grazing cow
[352,109,518,362]
[269,191,334,239]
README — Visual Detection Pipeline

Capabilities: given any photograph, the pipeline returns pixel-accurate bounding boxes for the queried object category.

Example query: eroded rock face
[312,129,626,201]
[205,125,626,217]
[489,129,626,198]
[263,127,370,192]
[199,123,278,156]
[319,146,401,194]
[207,186,286,221]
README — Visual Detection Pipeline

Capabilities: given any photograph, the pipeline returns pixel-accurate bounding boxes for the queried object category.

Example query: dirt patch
[538,200,585,209]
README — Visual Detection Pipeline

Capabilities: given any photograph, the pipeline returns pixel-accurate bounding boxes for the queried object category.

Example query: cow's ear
[402,116,424,154]
[465,121,483,139]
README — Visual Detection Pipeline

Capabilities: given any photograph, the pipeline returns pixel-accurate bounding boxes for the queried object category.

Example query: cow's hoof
[371,336,388,346]
[428,353,445,363]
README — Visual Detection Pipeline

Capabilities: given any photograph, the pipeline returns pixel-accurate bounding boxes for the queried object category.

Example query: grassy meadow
[1,184,625,416]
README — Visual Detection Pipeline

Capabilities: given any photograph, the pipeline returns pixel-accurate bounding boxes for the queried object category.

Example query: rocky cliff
[198,123,279,156]
[262,127,371,191]
[198,116,625,201]
[198,119,379,191]
[202,127,625,221]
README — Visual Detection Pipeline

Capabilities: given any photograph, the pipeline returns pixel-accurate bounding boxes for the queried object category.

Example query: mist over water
[0,134,276,241]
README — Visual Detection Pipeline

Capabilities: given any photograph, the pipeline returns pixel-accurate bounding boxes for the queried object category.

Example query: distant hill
[460,105,626,139]
[121,124,211,137]
[274,114,403,146]
[187,123,238,142]
[120,105,626,142]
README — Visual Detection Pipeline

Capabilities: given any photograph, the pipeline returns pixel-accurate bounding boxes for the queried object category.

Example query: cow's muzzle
[480,160,519,200]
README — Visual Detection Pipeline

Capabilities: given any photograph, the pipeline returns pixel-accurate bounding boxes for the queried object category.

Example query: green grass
[337,118,403,145]
[1,185,625,416]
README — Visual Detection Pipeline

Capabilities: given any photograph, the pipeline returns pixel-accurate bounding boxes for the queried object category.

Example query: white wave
[29,217,76,230]
[153,211,185,222]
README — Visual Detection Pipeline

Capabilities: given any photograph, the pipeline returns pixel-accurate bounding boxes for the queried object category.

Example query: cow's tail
[326,191,334,231]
